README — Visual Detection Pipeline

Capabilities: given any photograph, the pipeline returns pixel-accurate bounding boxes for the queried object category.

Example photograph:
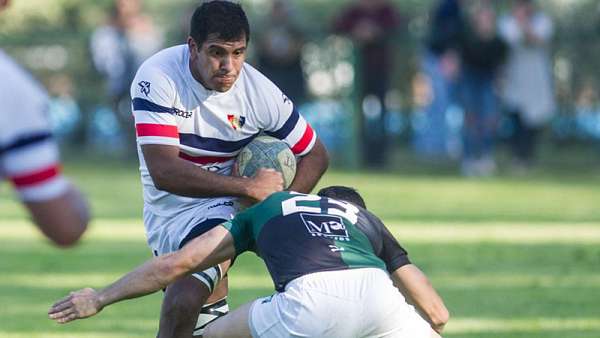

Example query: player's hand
[48,288,103,323]
[245,168,283,201]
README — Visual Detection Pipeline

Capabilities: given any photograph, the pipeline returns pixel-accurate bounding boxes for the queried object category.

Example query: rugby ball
[235,136,296,188]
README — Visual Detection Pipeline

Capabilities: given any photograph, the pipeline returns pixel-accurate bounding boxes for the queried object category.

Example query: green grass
[1,157,600,337]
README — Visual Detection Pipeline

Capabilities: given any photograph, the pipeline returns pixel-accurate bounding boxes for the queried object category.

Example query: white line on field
[1,220,600,243]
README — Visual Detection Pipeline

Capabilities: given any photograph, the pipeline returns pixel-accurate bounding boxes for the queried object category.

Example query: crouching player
[49,186,449,337]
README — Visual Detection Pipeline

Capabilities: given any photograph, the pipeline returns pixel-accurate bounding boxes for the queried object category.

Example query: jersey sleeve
[130,66,179,147]
[221,209,255,256]
[0,53,69,202]
[1,134,69,202]
[254,71,317,156]
[358,209,411,272]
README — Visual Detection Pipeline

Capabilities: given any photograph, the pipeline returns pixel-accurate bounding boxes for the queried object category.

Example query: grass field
[1,156,600,338]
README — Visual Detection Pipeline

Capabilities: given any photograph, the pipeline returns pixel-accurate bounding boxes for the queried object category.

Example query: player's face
[188,34,247,92]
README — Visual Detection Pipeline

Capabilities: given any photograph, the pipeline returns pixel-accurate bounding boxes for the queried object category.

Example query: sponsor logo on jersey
[300,213,350,241]
[227,114,246,130]
[207,200,234,210]
[138,81,151,96]
[173,107,193,119]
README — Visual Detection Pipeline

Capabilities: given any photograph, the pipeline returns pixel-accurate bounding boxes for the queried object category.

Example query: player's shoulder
[239,63,283,96]
[134,45,187,83]
[0,51,50,144]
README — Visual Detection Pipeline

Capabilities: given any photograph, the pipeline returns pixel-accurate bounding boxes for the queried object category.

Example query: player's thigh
[162,273,212,313]
[203,301,253,338]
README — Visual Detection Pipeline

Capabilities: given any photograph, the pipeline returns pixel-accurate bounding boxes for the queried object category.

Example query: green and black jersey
[222,191,410,291]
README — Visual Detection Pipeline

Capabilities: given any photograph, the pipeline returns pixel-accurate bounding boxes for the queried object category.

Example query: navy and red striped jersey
[130,45,317,219]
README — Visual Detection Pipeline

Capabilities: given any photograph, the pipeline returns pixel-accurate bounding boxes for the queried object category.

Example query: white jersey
[0,50,68,202]
[131,45,317,251]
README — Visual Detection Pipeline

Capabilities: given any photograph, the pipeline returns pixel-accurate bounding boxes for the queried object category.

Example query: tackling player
[49,186,449,337]
[128,1,328,336]
[0,0,89,247]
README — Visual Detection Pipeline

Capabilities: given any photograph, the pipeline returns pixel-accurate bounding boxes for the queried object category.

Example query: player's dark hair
[190,1,250,47]
[317,186,367,209]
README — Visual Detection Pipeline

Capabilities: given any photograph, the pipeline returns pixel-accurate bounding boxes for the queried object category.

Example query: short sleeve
[249,67,317,156]
[131,66,179,147]
[358,209,411,272]
[0,52,68,202]
[221,209,255,256]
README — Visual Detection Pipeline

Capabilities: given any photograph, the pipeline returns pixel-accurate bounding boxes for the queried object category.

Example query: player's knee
[162,292,204,322]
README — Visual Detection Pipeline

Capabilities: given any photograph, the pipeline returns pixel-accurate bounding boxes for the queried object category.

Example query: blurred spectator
[334,0,402,168]
[414,0,465,159]
[574,80,600,140]
[459,3,507,176]
[90,0,164,152]
[47,74,82,142]
[256,0,307,105]
[499,0,555,170]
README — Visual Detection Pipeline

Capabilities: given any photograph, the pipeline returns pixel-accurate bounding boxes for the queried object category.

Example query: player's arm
[364,211,449,333]
[288,137,328,193]
[24,184,89,247]
[142,144,283,201]
[3,132,89,247]
[390,264,449,334]
[48,226,236,324]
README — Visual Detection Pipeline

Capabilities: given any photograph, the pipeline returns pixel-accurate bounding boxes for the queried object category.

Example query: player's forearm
[289,139,329,193]
[96,254,185,308]
[391,265,449,333]
[150,157,251,198]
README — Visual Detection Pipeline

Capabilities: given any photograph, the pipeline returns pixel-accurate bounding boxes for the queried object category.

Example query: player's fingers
[57,312,79,324]
[49,295,73,312]
[49,307,75,321]
[48,299,74,315]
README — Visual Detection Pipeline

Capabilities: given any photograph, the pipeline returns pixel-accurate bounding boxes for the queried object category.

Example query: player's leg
[203,301,253,338]
[158,261,231,338]
[157,217,233,337]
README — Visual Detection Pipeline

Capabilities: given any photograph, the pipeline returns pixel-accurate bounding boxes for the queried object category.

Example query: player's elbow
[148,165,177,192]
[430,305,450,332]
[48,222,88,248]
[29,188,90,248]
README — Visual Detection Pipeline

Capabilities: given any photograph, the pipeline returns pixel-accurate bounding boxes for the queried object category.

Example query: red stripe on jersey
[136,124,179,138]
[179,152,234,165]
[10,165,61,187]
[291,124,315,154]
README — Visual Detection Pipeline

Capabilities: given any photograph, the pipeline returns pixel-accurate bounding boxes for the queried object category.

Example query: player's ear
[188,37,199,59]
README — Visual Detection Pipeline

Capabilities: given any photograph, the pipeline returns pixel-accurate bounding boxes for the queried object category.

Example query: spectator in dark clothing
[334,0,402,168]
[415,0,465,158]
[459,3,507,176]
[256,0,307,105]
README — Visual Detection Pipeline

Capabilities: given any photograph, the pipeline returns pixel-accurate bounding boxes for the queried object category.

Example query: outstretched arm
[48,227,236,323]
[391,264,449,333]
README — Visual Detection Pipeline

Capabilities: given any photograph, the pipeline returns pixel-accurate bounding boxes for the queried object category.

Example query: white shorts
[248,268,433,338]
[144,198,239,291]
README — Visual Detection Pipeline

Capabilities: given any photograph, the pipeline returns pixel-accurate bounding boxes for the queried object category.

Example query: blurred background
[1,0,600,173]
[2,1,600,337]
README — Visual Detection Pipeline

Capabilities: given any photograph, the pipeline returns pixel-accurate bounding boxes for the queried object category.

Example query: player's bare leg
[157,261,231,338]
[203,301,253,338]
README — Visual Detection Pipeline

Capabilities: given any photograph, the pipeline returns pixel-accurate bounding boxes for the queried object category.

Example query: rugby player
[49,186,448,337]
[0,0,89,247]
[128,1,328,336]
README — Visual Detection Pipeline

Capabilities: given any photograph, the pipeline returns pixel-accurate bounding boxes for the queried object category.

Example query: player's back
[224,191,409,291]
